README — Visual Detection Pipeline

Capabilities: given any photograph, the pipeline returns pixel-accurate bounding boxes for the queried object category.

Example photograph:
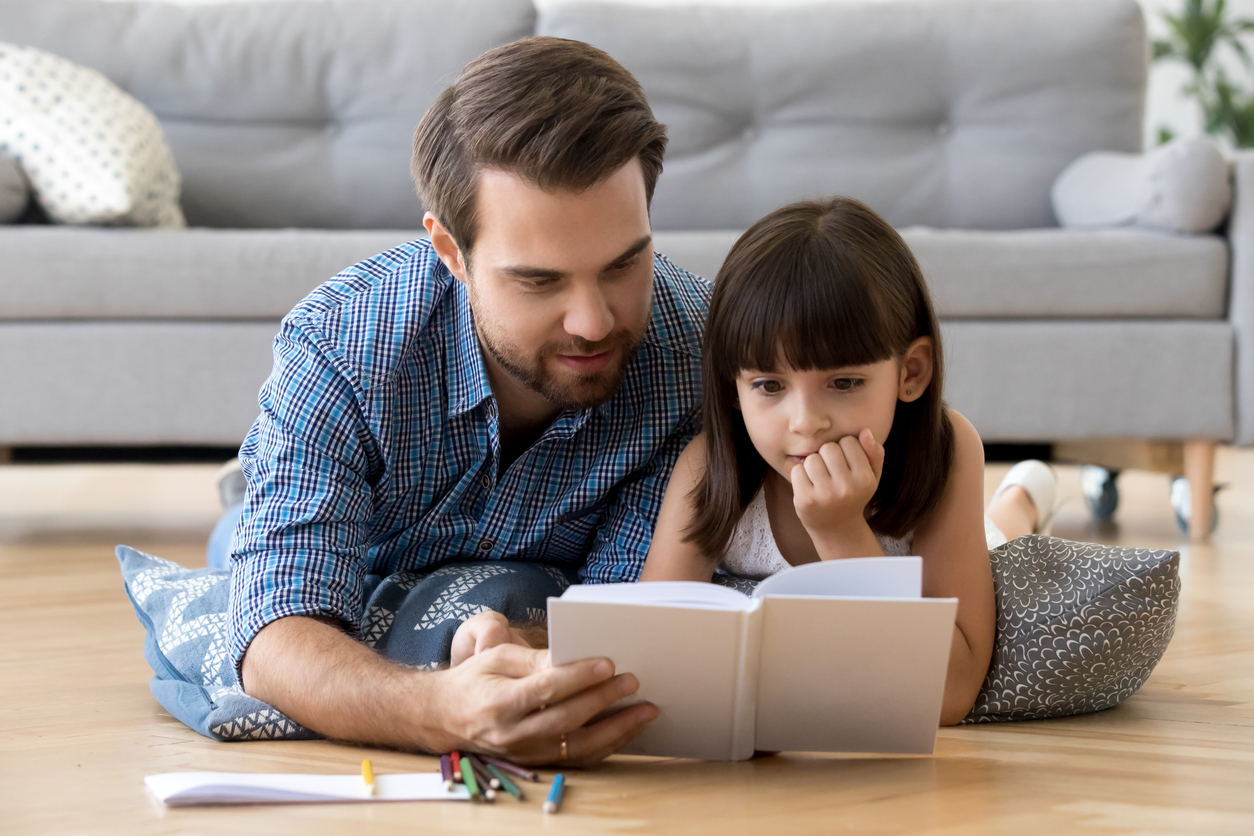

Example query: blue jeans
[205,501,244,570]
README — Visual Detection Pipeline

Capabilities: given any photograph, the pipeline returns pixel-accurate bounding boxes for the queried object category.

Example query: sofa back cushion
[0,0,536,229]
[540,0,1147,231]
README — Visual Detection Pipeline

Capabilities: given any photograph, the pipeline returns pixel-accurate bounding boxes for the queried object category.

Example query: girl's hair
[688,196,954,555]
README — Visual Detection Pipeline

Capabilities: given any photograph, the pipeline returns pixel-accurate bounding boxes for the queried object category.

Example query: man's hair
[412,36,668,253]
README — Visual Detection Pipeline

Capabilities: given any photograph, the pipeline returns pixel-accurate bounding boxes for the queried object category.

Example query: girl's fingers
[860,428,886,481]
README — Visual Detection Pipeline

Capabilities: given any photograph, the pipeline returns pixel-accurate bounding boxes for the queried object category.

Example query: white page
[548,598,751,760]
[753,596,957,754]
[558,580,753,610]
[145,772,468,806]
[752,556,922,599]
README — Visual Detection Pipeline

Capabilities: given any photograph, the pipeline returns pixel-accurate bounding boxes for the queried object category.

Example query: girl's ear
[898,336,934,403]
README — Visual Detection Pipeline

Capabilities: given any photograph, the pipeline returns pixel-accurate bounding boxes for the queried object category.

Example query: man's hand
[450,611,532,666]
[242,614,656,767]
[431,643,657,766]
[791,428,885,542]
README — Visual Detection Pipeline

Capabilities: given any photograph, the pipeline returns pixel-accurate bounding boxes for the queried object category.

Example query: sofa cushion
[906,227,1229,319]
[540,0,1147,232]
[0,227,420,319]
[0,43,184,227]
[0,0,536,229]
[655,227,1229,318]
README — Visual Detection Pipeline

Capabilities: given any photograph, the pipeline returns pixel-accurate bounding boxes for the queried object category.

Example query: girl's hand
[450,611,534,667]
[791,428,885,540]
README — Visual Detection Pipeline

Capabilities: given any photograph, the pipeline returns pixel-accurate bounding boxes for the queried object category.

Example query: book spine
[729,605,763,760]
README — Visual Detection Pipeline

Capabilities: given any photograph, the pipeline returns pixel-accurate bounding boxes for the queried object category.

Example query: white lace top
[719,488,914,581]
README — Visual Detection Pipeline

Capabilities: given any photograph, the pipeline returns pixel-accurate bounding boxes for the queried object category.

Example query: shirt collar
[446,277,495,419]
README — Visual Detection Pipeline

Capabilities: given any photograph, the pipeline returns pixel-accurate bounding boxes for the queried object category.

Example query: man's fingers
[562,703,658,767]
[511,670,642,740]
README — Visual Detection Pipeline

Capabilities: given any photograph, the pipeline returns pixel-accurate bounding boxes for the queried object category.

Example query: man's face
[428,159,655,412]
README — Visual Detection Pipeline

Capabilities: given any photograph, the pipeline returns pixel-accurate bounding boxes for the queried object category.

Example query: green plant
[1153,0,1254,146]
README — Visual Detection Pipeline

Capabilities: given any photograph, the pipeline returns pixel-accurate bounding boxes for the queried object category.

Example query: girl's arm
[639,434,721,582]
[911,409,996,725]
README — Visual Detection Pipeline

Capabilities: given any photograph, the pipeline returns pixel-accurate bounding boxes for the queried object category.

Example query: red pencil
[450,750,463,782]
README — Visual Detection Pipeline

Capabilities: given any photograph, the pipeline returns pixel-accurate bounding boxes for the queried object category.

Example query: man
[224,37,710,765]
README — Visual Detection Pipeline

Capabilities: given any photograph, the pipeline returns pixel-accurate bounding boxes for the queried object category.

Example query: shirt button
[479,539,493,552]
[480,475,491,489]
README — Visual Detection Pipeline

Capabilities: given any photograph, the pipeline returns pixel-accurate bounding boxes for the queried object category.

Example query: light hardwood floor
[2,451,1253,834]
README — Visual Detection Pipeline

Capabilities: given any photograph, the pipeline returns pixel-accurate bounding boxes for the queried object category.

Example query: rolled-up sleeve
[227,316,380,678]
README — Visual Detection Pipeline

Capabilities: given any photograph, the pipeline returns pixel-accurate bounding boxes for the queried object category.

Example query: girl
[641,196,1056,725]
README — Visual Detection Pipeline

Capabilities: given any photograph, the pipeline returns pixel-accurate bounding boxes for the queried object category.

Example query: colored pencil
[440,754,453,792]
[464,754,500,790]
[480,755,540,782]
[361,759,375,795]
[460,753,483,801]
[450,749,463,782]
[486,763,525,801]
[543,773,565,814]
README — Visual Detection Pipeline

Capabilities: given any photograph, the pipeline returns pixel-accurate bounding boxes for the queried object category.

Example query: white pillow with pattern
[0,43,185,227]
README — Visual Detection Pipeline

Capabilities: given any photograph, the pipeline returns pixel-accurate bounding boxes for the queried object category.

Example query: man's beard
[470,291,646,411]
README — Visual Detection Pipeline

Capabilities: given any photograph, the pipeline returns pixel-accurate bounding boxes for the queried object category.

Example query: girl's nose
[788,392,830,437]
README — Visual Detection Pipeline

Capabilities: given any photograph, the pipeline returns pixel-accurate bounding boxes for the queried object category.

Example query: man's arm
[242,614,656,765]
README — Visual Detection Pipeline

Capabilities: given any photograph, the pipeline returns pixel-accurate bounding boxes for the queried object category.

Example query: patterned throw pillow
[0,43,184,227]
[962,535,1180,723]
[116,546,575,741]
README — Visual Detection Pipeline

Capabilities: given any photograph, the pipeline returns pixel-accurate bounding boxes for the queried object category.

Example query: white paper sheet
[145,771,469,806]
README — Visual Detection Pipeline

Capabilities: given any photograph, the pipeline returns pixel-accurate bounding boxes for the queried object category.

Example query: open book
[548,557,957,761]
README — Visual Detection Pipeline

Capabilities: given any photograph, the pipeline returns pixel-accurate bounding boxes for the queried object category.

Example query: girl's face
[734,338,932,483]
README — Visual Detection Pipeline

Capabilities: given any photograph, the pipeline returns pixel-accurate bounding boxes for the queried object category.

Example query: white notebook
[145,772,469,806]
[548,557,958,761]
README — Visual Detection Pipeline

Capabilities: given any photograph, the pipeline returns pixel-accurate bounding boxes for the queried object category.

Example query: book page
[754,597,957,754]
[548,598,751,760]
[558,580,753,610]
[752,556,922,599]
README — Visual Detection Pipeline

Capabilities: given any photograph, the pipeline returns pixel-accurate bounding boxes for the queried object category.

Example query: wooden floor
[2,452,1253,834]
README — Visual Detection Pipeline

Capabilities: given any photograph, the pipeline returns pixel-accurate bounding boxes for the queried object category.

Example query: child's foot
[989,460,1058,538]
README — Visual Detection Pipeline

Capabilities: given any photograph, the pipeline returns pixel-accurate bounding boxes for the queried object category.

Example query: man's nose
[563,281,614,344]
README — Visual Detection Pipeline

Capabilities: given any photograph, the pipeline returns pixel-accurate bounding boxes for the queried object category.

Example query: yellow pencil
[361,759,376,795]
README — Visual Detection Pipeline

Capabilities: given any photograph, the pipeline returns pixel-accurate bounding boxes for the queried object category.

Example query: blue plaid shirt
[227,237,710,673]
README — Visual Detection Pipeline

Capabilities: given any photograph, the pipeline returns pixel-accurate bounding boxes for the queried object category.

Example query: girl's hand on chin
[791,428,885,539]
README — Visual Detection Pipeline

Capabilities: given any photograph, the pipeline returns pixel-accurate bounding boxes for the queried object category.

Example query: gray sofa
[0,0,1244,520]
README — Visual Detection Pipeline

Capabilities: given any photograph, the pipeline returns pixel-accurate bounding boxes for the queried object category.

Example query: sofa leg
[0,446,11,464]
[1184,439,1216,543]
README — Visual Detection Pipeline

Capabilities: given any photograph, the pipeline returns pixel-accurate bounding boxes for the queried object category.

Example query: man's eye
[752,380,782,394]
[832,378,862,391]
[608,256,639,274]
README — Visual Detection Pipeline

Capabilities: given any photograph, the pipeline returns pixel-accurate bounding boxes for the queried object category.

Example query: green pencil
[486,763,525,800]
[460,753,485,801]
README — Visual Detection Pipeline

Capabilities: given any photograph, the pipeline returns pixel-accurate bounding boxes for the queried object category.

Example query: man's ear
[424,212,469,283]
[898,336,934,403]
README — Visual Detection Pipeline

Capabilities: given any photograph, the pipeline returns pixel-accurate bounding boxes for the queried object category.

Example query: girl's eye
[751,379,783,394]
[832,378,863,392]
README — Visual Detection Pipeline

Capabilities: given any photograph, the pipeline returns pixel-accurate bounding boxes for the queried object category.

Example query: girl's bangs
[711,255,898,378]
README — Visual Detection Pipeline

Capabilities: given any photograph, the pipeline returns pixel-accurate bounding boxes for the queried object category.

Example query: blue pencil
[542,773,565,814]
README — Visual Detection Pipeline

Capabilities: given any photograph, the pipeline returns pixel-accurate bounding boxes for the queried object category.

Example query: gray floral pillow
[962,534,1180,723]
